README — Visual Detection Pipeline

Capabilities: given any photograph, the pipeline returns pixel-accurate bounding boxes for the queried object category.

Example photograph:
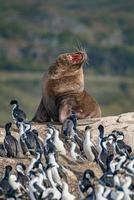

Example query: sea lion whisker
[79,41,85,53]
[76,39,82,52]
[82,46,87,54]
[73,41,80,52]
[79,42,83,52]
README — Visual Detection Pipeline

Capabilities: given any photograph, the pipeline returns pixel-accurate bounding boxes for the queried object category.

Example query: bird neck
[48,153,57,165]
[85,130,91,141]
[71,142,76,151]
[35,152,41,161]
[101,140,107,150]
[25,124,31,133]
[99,129,104,139]
[13,104,18,110]
[5,128,11,136]
[119,155,127,167]
[19,123,25,135]
[54,130,59,140]
[35,141,42,155]
[17,169,25,176]
[45,134,52,143]
[4,169,11,180]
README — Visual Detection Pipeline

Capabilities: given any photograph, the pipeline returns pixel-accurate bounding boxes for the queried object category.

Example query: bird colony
[0,99,133,200]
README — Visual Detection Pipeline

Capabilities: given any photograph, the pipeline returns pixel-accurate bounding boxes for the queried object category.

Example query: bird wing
[20,136,29,154]
[25,132,36,150]
[15,109,26,120]
[4,136,17,157]
[91,145,99,162]
[74,134,83,152]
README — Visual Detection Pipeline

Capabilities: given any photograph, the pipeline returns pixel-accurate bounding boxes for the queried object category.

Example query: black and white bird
[8,173,26,198]
[52,127,66,156]
[98,124,105,139]
[27,143,47,200]
[45,136,56,155]
[62,111,78,136]
[4,122,19,158]
[61,181,76,200]
[94,183,107,200]
[27,151,41,177]
[29,167,47,199]
[19,120,41,155]
[47,151,62,186]
[78,169,95,200]
[41,183,62,200]
[69,111,77,131]
[124,159,134,175]
[27,135,42,177]
[62,116,83,153]
[83,126,98,162]
[106,134,116,156]
[9,100,26,124]
[110,153,127,173]
[45,164,62,199]
[98,124,108,151]
[62,118,75,137]
[98,136,109,172]
[0,165,12,197]
[121,175,133,200]
[113,131,132,156]
[99,154,115,187]
[70,138,84,162]
[16,163,29,190]
[97,125,115,173]
[18,118,30,156]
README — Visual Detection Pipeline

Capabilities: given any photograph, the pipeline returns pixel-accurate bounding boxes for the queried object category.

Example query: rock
[0,112,134,198]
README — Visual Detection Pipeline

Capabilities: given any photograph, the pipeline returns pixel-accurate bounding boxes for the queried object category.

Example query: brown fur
[32,51,101,123]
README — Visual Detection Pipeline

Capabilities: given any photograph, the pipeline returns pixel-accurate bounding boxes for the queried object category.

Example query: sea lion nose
[79,51,87,60]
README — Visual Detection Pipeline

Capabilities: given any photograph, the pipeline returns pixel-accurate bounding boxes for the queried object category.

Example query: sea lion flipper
[59,102,72,123]
[32,98,51,122]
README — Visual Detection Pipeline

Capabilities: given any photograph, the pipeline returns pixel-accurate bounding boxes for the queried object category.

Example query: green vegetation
[0,0,134,75]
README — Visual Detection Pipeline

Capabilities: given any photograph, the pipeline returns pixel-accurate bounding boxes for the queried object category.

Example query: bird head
[16,163,26,173]
[9,100,18,106]
[5,122,12,132]
[98,124,104,138]
[83,169,95,180]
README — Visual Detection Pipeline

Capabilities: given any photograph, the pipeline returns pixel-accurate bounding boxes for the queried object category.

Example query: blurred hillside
[0,0,134,75]
[0,0,134,124]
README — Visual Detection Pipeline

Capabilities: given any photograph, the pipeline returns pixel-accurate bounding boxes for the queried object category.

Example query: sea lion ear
[59,103,72,123]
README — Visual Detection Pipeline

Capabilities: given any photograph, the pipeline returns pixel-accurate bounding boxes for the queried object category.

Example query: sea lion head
[48,51,87,77]
[57,51,87,67]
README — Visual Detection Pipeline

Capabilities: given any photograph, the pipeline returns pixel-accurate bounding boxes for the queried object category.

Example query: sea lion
[33,51,101,123]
